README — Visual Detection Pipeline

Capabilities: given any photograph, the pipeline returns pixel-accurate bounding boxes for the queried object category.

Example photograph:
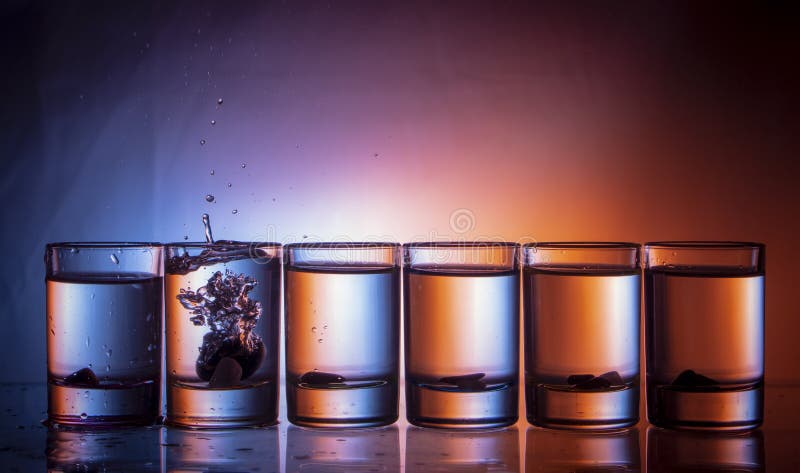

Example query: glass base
[527,383,639,430]
[48,381,159,427]
[166,380,277,428]
[287,381,397,428]
[648,382,763,431]
[406,382,517,429]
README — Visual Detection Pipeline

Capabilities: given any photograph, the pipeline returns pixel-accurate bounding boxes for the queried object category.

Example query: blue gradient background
[1,1,797,382]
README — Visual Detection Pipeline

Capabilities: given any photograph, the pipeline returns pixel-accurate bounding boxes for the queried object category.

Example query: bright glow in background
[1,1,797,382]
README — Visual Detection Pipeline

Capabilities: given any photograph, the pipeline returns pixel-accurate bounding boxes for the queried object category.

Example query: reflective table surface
[1,383,797,471]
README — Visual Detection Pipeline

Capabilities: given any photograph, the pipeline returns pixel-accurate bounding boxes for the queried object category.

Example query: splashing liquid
[202,213,214,244]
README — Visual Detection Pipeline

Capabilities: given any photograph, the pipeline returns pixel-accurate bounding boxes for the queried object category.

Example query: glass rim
[644,241,764,250]
[285,241,400,250]
[164,240,282,248]
[46,241,163,249]
[403,241,518,249]
[523,241,640,250]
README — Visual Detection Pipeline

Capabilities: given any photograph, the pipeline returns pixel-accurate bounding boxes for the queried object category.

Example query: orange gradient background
[1,1,797,384]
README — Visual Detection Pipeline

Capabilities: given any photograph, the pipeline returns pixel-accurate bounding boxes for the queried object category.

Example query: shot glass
[164,241,281,428]
[404,242,519,428]
[523,242,641,430]
[46,242,163,426]
[645,241,765,430]
[284,242,400,427]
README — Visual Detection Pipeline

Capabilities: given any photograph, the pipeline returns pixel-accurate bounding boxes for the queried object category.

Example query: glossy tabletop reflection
[1,383,798,471]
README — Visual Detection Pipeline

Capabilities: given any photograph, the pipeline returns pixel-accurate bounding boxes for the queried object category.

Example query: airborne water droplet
[205,194,215,203]
[110,254,119,264]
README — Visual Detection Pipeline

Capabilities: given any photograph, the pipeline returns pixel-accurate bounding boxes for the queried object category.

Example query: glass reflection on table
[406,426,519,472]
[46,426,160,471]
[647,426,764,472]
[526,426,639,472]
[161,426,279,472]
[286,424,400,472]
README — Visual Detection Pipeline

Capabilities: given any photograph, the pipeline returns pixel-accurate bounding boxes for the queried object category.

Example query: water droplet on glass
[373,153,379,158]
[272,197,276,202]
[227,182,232,188]
[147,343,156,352]
[311,326,317,333]
[91,293,95,300]
[210,169,215,175]
[217,98,223,105]
[85,337,90,348]
[317,338,323,343]
[106,349,112,357]
[49,328,55,336]
[200,139,206,145]
[80,413,88,420]
[302,235,308,239]
[323,324,328,330]
[110,254,119,264]
[202,213,214,243]
[183,235,189,240]
[210,119,216,125]
[171,369,176,375]
[205,194,215,203]
[241,162,246,168]
[231,209,238,215]
[105,365,111,372]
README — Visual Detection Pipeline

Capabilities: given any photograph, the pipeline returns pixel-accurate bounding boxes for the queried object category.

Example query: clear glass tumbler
[284,242,400,427]
[46,242,163,426]
[164,241,281,428]
[645,241,765,430]
[523,242,641,429]
[404,242,519,428]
